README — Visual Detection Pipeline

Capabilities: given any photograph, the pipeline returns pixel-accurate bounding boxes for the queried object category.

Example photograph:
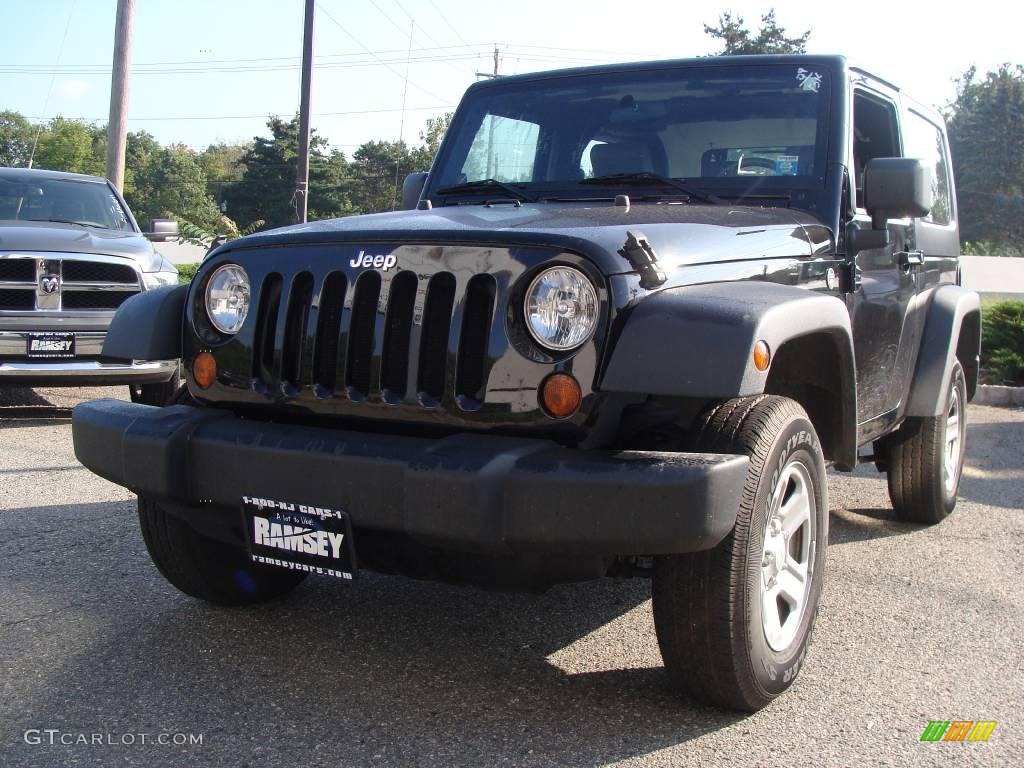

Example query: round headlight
[524,267,599,351]
[205,264,250,335]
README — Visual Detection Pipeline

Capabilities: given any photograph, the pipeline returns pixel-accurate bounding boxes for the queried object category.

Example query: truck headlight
[524,267,599,351]
[205,264,250,334]
[143,257,179,289]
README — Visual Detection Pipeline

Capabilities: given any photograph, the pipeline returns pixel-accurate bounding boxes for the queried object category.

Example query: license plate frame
[26,333,76,359]
[240,496,356,581]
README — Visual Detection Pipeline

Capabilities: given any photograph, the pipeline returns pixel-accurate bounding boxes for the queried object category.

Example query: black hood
[217,202,833,276]
[0,220,161,271]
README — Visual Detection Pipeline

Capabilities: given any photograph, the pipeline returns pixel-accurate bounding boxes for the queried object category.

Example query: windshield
[429,63,831,201]
[0,176,133,231]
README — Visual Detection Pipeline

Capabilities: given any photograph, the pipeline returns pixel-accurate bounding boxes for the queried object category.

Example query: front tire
[129,365,180,407]
[652,395,829,711]
[885,360,967,524]
[138,495,306,606]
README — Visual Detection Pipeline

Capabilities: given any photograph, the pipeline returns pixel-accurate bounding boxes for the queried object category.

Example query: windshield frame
[424,57,841,206]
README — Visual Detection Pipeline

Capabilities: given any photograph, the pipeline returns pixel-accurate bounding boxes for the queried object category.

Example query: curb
[973,385,1024,408]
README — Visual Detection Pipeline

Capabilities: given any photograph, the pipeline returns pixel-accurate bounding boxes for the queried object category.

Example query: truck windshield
[429,63,831,201]
[0,176,133,231]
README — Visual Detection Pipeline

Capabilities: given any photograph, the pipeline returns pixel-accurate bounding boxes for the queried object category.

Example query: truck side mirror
[401,172,428,211]
[863,158,933,229]
[144,218,179,242]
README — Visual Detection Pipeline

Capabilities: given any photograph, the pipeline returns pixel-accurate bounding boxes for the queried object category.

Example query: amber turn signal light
[540,373,582,419]
[192,352,217,389]
[753,340,771,372]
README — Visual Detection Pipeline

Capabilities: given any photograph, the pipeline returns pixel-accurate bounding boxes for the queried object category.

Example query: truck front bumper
[0,331,178,386]
[72,399,749,556]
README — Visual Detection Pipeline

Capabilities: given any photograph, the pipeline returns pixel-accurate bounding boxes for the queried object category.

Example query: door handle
[896,250,924,268]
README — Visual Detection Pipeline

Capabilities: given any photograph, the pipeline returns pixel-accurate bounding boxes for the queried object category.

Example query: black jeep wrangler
[73,55,981,711]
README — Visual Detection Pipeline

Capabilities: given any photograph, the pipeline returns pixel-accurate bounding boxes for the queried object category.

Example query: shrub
[177,262,200,284]
[982,300,1024,385]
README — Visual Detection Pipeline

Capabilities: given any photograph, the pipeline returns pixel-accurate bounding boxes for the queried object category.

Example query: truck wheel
[885,360,967,524]
[138,495,306,606]
[652,395,828,711]
[129,365,180,406]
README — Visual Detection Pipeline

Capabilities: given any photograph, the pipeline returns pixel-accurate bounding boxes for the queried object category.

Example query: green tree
[946,64,1024,252]
[0,110,34,167]
[349,140,417,214]
[704,9,810,55]
[31,117,105,175]
[228,116,352,228]
[419,112,453,157]
[128,143,222,229]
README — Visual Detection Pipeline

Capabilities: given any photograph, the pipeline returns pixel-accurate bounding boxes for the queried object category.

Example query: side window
[852,91,900,209]
[902,111,953,225]
[460,115,540,183]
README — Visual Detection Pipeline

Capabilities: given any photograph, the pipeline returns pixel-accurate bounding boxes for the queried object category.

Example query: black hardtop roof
[465,54,851,92]
[0,167,109,184]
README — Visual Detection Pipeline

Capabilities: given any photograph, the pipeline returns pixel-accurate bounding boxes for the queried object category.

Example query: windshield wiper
[26,218,106,229]
[435,178,535,203]
[579,173,720,204]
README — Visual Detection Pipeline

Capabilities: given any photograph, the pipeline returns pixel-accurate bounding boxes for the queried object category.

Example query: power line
[388,0,477,76]
[426,0,474,49]
[28,0,78,169]
[0,43,493,70]
[317,2,455,104]
[0,53,484,77]
[24,104,456,123]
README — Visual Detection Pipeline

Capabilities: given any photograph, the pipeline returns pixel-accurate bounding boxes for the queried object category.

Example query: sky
[3,0,1022,156]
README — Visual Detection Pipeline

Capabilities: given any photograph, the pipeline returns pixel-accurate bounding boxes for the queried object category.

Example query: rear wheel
[652,395,828,711]
[885,360,967,524]
[138,495,306,606]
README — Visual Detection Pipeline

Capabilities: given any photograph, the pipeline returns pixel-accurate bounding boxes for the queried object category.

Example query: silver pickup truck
[0,167,180,404]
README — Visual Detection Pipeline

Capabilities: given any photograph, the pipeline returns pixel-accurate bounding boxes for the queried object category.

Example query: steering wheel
[737,157,778,176]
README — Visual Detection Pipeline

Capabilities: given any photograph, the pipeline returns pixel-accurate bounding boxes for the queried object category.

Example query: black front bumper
[72,399,748,556]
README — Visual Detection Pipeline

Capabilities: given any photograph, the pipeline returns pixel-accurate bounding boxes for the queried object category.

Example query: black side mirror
[401,172,428,211]
[144,218,179,242]
[863,158,933,229]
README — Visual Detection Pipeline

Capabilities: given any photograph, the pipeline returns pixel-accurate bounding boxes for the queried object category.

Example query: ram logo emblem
[39,275,60,294]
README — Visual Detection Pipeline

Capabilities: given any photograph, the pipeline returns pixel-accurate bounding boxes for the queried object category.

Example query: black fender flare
[600,281,858,468]
[905,285,981,418]
[102,284,187,362]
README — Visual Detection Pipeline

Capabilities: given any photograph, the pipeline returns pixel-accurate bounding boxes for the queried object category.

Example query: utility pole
[295,0,315,223]
[475,44,501,79]
[105,0,135,192]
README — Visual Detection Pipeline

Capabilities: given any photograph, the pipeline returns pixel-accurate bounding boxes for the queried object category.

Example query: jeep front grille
[250,269,496,405]
[0,255,142,312]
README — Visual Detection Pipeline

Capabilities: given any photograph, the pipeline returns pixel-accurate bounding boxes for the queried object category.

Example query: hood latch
[619,230,666,289]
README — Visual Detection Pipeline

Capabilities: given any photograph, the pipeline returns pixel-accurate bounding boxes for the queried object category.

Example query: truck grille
[250,268,496,405]
[0,255,141,312]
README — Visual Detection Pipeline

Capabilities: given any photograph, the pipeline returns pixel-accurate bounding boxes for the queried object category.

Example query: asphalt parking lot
[1,387,1021,767]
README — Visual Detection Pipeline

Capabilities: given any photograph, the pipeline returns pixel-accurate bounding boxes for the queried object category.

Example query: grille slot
[346,272,382,396]
[312,272,347,392]
[0,289,34,310]
[62,291,135,311]
[380,271,417,398]
[63,261,138,284]
[253,273,283,385]
[418,272,456,401]
[0,260,35,282]
[281,272,314,387]
[456,275,496,402]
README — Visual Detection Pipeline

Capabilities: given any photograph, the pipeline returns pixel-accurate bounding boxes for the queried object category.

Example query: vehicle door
[848,84,927,437]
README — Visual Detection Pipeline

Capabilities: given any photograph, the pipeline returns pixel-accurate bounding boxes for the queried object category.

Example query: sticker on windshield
[775,155,800,176]
[795,68,822,93]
